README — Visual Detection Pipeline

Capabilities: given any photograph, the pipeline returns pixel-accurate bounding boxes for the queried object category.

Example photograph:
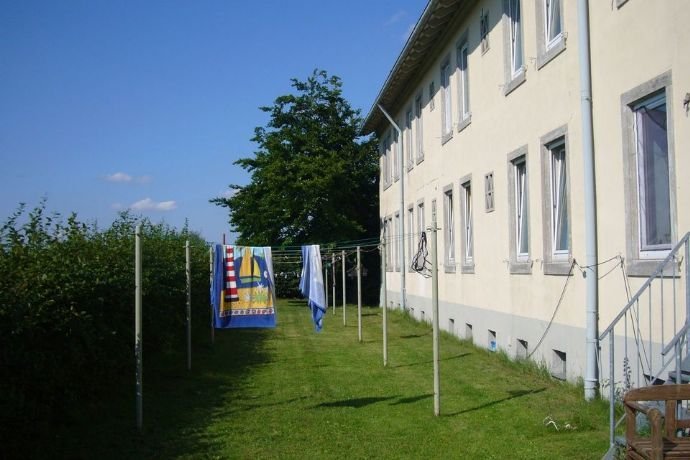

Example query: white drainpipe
[577,0,599,400]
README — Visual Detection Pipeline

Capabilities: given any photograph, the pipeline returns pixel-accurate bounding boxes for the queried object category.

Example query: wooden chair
[624,384,690,459]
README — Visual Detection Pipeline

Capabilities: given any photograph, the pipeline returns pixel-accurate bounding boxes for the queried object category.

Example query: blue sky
[0,0,424,242]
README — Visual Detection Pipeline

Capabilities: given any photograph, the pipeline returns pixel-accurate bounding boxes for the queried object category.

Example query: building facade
[363,0,690,389]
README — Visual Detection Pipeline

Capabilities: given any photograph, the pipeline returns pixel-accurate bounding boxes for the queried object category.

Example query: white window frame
[394,212,401,271]
[417,200,425,239]
[443,184,456,272]
[550,140,568,257]
[384,217,393,271]
[621,72,676,276]
[540,127,571,275]
[405,108,414,171]
[440,58,453,143]
[460,176,474,273]
[480,9,490,54]
[536,0,566,69]
[507,146,531,274]
[634,93,672,256]
[502,0,526,95]
[514,159,528,260]
[415,94,424,163]
[485,172,495,213]
[393,126,400,181]
[456,36,471,131]
[545,0,563,49]
[407,205,415,272]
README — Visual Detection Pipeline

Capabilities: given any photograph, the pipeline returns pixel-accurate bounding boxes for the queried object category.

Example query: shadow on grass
[315,396,398,408]
[444,388,547,416]
[389,394,433,405]
[400,330,432,339]
[391,353,471,368]
[47,323,274,459]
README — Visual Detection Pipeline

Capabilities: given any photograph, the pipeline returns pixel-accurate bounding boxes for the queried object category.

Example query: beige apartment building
[363,0,690,400]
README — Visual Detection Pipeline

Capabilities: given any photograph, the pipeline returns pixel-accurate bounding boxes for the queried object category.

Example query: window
[635,94,671,253]
[536,0,565,69]
[540,127,571,274]
[394,212,401,271]
[415,94,424,163]
[443,185,455,272]
[485,172,495,212]
[417,200,425,239]
[393,127,400,181]
[460,176,474,273]
[514,160,528,259]
[382,133,392,187]
[507,147,531,273]
[456,38,471,131]
[405,108,414,170]
[503,0,525,95]
[480,9,489,53]
[440,59,453,142]
[384,217,392,271]
[621,72,676,276]
[429,81,436,111]
[407,205,414,272]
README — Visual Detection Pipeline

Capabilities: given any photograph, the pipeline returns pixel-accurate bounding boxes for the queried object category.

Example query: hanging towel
[300,244,326,332]
[213,245,276,329]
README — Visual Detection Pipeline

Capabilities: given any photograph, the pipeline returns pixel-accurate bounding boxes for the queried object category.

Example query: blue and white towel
[300,244,326,332]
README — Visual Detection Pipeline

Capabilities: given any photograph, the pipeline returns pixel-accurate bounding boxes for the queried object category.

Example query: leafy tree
[212,70,379,247]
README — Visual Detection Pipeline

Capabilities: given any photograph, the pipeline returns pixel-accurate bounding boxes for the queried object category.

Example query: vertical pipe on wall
[577,0,599,401]
[377,104,406,312]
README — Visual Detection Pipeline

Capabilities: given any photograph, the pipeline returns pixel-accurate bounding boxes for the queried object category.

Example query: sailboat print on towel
[238,247,262,284]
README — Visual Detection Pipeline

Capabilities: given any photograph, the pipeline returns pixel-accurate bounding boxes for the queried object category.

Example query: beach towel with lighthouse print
[215,245,276,329]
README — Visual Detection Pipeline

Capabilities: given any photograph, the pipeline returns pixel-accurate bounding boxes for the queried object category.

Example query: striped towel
[224,245,239,302]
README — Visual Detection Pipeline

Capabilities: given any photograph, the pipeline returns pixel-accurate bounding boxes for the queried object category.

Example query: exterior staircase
[599,232,690,457]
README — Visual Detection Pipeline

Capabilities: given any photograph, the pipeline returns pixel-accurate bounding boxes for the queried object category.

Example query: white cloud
[385,10,407,26]
[106,172,133,183]
[129,198,177,211]
[104,172,152,184]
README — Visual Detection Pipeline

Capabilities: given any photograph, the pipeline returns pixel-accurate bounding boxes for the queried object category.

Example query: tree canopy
[212,70,379,247]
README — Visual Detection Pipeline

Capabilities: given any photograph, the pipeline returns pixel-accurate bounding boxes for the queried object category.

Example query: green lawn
[43,299,611,459]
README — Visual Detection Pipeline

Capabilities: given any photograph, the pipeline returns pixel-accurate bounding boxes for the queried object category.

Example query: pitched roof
[362,0,469,135]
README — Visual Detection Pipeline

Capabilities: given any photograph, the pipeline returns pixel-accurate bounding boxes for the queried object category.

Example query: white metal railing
[599,232,690,449]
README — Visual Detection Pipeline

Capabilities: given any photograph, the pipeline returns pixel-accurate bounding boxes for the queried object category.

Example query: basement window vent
[449,318,455,335]
[488,330,497,352]
[465,323,473,341]
[552,350,566,380]
[516,339,528,359]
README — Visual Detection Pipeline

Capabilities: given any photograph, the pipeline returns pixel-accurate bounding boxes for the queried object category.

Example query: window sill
[544,260,572,276]
[504,68,526,96]
[509,259,532,274]
[441,131,453,145]
[457,115,471,133]
[444,263,456,273]
[461,262,475,274]
[416,155,424,165]
[616,0,629,8]
[626,258,681,278]
[537,36,566,70]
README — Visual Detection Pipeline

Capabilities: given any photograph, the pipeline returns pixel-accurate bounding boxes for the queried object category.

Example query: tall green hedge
[0,203,211,444]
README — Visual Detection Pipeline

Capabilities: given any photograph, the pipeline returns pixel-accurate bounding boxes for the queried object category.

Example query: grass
[35,299,611,459]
